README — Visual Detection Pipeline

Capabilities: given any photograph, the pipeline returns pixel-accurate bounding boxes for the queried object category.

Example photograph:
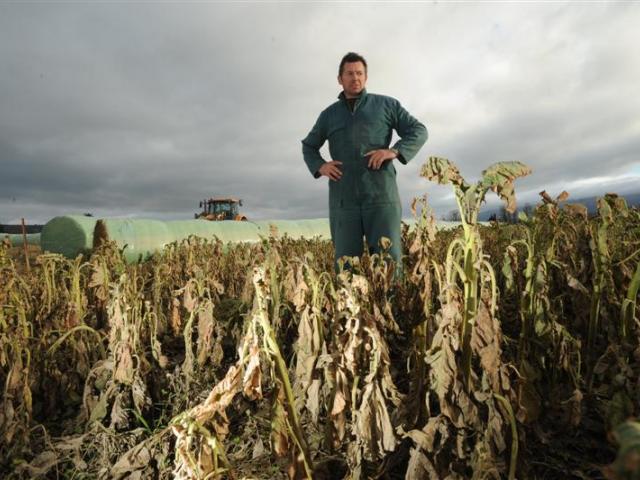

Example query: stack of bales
[42,216,331,262]
[41,215,462,263]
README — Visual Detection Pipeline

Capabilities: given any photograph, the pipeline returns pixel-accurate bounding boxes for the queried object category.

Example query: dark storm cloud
[0,3,638,224]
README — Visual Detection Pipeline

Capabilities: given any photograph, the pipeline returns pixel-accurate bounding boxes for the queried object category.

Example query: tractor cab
[196,197,247,221]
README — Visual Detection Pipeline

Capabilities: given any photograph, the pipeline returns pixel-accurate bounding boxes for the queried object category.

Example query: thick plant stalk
[418,157,530,477]
[588,223,607,354]
[494,394,518,480]
[47,324,106,358]
[423,157,530,392]
[588,195,628,354]
[460,231,480,392]
[252,267,314,479]
[512,235,539,368]
[621,259,640,340]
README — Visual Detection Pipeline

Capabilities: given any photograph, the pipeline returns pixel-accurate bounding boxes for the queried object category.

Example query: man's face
[338,61,367,98]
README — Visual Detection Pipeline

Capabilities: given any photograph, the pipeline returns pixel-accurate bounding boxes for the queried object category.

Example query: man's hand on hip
[366,149,397,170]
[318,161,343,181]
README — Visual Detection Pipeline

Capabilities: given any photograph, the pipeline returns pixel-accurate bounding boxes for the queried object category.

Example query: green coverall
[302,89,427,268]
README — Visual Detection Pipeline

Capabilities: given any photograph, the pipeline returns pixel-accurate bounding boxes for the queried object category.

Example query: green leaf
[89,391,109,424]
[517,211,529,223]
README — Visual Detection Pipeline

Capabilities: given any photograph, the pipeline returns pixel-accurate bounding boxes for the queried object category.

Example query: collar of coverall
[338,88,368,102]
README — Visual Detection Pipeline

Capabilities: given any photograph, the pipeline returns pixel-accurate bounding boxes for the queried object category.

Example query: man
[302,52,428,270]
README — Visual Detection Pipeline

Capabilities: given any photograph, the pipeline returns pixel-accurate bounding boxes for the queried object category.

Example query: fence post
[21,218,30,272]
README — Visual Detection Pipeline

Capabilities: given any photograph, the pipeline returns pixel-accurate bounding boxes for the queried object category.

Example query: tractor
[195,197,248,221]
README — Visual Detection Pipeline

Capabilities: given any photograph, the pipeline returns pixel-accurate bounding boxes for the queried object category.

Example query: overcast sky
[1,2,639,224]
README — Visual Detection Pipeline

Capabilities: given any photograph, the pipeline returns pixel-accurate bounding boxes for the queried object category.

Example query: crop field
[2,159,640,479]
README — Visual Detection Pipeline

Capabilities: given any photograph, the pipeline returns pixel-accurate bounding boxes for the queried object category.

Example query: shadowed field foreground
[2,159,640,479]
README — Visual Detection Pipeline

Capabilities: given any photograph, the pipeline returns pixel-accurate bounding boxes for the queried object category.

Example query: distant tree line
[443,203,535,223]
[488,203,535,223]
[0,224,43,234]
[441,192,640,223]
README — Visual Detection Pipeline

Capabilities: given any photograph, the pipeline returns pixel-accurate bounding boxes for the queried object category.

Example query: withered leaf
[171,297,181,336]
[109,392,129,429]
[242,343,263,401]
[403,416,443,453]
[566,273,589,294]
[481,161,532,213]
[564,203,588,219]
[111,443,151,480]
[14,451,58,477]
[114,344,134,384]
[405,447,439,480]
[421,157,465,187]
[132,374,150,414]
[196,301,215,367]
[182,281,197,313]
[271,386,290,458]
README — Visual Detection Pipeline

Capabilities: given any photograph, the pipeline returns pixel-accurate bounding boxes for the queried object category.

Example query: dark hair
[339,52,367,76]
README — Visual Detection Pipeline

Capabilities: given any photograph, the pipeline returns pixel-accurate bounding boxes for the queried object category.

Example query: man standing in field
[302,52,428,270]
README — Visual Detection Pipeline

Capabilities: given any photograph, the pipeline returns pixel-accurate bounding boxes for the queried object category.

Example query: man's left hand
[366,149,397,170]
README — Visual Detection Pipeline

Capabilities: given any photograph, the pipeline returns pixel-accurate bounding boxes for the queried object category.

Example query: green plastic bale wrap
[254,219,331,240]
[42,214,467,262]
[95,219,263,262]
[167,220,261,244]
[41,215,98,258]
[2,233,41,247]
[94,218,174,262]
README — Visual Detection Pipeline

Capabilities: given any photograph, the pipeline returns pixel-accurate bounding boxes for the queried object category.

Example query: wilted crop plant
[502,191,584,426]
[408,157,530,479]
[4,184,640,479]
[588,194,628,351]
[421,157,531,391]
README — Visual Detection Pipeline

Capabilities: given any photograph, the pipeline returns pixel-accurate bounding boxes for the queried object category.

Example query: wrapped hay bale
[254,218,331,240]
[94,218,263,262]
[41,215,97,258]
[2,233,41,247]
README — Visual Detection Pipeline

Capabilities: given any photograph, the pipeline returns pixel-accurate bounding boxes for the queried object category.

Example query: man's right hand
[318,161,343,181]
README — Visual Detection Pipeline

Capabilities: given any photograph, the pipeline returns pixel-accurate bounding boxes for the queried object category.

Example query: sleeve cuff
[392,146,407,164]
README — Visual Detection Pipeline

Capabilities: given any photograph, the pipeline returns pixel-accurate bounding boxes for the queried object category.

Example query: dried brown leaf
[14,450,59,477]
[403,416,444,453]
[356,382,397,460]
[564,203,588,219]
[405,447,439,480]
[566,273,589,294]
[171,298,181,336]
[421,157,465,187]
[183,281,197,312]
[196,301,215,366]
[132,374,150,414]
[271,386,290,459]
[111,443,152,480]
[114,344,134,384]
[481,161,532,213]
[243,343,263,401]
[109,392,128,429]
[192,364,242,426]
[470,300,505,392]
